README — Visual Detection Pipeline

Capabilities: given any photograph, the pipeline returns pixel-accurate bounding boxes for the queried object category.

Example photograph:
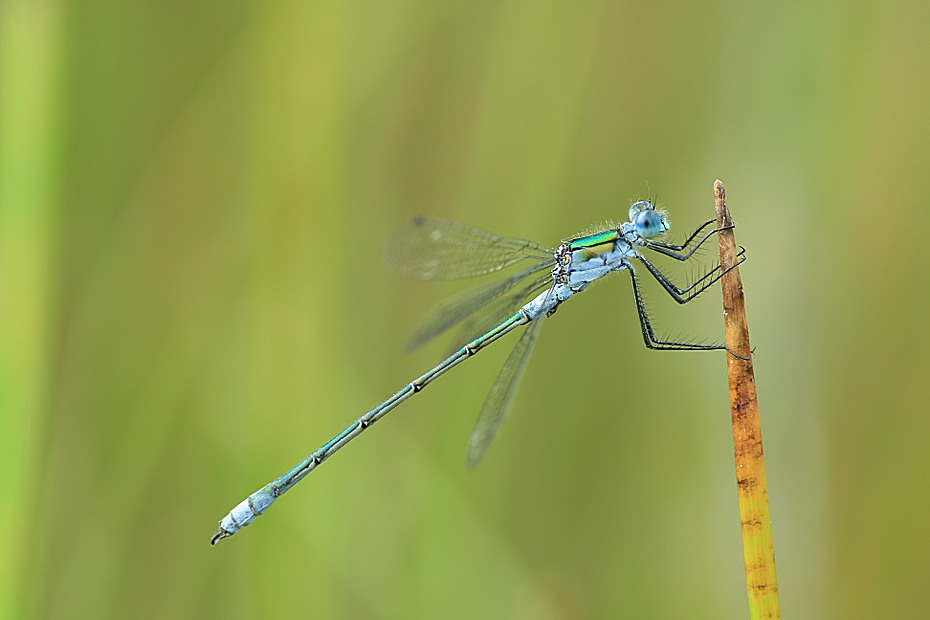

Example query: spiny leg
[627,267,728,352]
[643,222,735,261]
[650,218,716,250]
[637,247,746,304]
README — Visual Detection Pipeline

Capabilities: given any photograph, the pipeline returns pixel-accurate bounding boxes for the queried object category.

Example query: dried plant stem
[714,180,780,619]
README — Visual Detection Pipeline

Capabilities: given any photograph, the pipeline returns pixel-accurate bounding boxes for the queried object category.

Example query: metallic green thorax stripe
[569,229,619,260]
[570,229,619,249]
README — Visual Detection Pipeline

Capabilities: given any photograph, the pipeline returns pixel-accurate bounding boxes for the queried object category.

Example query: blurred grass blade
[0,1,61,617]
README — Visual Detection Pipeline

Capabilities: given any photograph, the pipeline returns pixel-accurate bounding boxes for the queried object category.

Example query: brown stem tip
[714,180,780,619]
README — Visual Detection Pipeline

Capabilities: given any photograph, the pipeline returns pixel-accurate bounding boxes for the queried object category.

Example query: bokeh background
[3,1,929,618]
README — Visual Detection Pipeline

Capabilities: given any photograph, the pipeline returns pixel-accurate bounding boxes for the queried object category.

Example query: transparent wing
[384,216,552,280]
[449,274,550,353]
[406,262,552,351]
[466,314,546,469]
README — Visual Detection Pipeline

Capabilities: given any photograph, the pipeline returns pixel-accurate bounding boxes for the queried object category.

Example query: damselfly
[211,200,744,544]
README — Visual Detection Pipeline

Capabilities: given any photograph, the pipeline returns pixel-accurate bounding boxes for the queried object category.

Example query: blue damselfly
[211,200,743,544]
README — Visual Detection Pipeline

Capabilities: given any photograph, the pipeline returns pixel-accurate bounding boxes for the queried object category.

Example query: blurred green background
[3,1,930,618]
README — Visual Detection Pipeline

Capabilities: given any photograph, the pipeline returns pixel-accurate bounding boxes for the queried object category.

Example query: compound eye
[634,208,668,239]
